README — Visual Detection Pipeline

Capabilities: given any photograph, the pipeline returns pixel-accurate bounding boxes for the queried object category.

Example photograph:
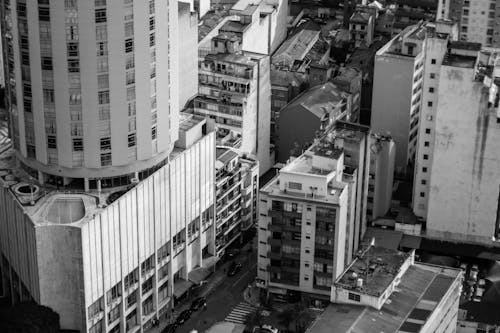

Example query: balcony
[268,224,283,232]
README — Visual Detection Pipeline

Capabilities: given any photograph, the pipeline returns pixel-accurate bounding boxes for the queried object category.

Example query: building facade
[194,35,272,174]
[257,133,352,305]
[1,0,180,189]
[438,0,500,47]
[0,119,217,333]
[215,147,259,257]
[426,45,500,246]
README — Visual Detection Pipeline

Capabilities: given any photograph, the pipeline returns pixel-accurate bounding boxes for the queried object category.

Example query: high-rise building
[257,131,354,306]
[194,34,272,174]
[438,0,500,47]
[215,147,259,256]
[371,21,458,175]
[0,1,219,332]
[2,0,180,189]
[425,44,500,246]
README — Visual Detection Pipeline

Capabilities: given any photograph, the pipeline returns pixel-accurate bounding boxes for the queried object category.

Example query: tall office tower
[438,0,500,47]
[1,0,179,190]
[371,21,457,175]
[0,1,219,332]
[257,131,354,306]
[425,45,500,246]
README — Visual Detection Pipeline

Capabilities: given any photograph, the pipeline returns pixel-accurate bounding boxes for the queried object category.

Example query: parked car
[175,310,192,325]
[227,262,243,276]
[190,296,207,311]
[253,324,279,333]
[161,324,177,333]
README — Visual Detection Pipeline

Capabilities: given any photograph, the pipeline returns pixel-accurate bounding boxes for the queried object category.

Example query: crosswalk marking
[225,302,257,324]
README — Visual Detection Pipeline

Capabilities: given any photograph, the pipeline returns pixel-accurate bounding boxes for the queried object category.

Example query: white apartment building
[412,21,458,218]
[257,134,351,306]
[215,147,259,256]
[438,0,500,47]
[426,45,500,246]
[1,0,180,188]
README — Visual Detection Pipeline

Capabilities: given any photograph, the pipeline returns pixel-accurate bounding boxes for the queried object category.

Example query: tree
[0,302,60,333]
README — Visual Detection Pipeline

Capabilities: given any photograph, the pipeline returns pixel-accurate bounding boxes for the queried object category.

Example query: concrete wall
[371,54,415,173]
[277,106,319,163]
[372,138,395,219]
[178,3,199,108]
[427,65,500,245]
[255,56,272,174]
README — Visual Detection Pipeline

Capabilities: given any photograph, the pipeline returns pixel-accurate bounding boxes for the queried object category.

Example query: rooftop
[442,53,476,68]
[270,69,308,88]
[284,82,350,119]
[179,113,206,131]
[198,8,232,42]
[311,263,462,333]
[216,147,239,165]
[449,41,482,51]
[272,28,320,65]
[204,51,262,67]
[336,246,411,296]
[220,20,249,33]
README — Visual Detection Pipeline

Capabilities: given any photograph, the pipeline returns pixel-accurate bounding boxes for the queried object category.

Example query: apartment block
[309,246,463,333]
[349,6,376,48]
[426,45,500,246]
[257,133,353,306]
[215,147,259,256]
[194,35,272,174]
[438,0,500,47]
[0,115,217,333]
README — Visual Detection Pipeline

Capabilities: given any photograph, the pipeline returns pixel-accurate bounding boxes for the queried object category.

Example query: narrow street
[148,237,257,333]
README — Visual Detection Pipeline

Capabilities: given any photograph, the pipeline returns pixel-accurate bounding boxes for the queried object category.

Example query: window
[108,306,120,324]
[149,33,155,47]
[100,137,111,150]
[348,292,361,302]
[67,43,79,57]
[106,282,122,304]
[425,128,431,134]
[430,73,435,79]
[89,320,103,333]
[128,133,136,147]
[427,101,433,107]
[97,41,108,56]
[47,135,57,149]
[288,182,302,190]
[95,9,107,23]
[141,255,155,275]
[431,58,436,64]
[41,56,53,70]
[149,17,155,31]
[125,38,134,53]
[421,179,427,185]
[38,8,50,22]
[101,152,112,166]
[423,154,429,160]
[424,141,429,147]
[429,87,434,93]
[88,297,104,317]
[98,91,110,104]
[420,192,425,198]
[422,167,428,173]
[142,277,153,295]
[152,126,157,140]
[68,59,80,73]
[98,74,109,89]
[125,22,134,37]
[126,291,137,308]
[124,269,138,290]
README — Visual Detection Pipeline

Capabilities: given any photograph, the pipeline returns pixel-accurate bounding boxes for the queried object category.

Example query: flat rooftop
[198,8,232,42]
[216,147,239,165]
[442,53,476,68]
[179,112,206,131]
[311,263,461,333]
[336,246,410,297]
[205,51,263,67]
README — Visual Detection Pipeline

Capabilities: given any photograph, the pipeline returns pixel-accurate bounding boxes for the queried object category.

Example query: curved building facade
[2,0,179,188]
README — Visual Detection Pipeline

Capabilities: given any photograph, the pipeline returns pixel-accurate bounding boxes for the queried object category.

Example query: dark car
[175,309,192,325]
[161,324,177,333]
[227,262,242,276]
[190,296,207,311]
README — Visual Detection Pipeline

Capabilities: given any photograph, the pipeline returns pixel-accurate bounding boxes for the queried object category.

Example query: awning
[268,287,287,295]
[400,234,422,249]
[202,255,220,269]
[173,279,194,298]
[188,266,213,285]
